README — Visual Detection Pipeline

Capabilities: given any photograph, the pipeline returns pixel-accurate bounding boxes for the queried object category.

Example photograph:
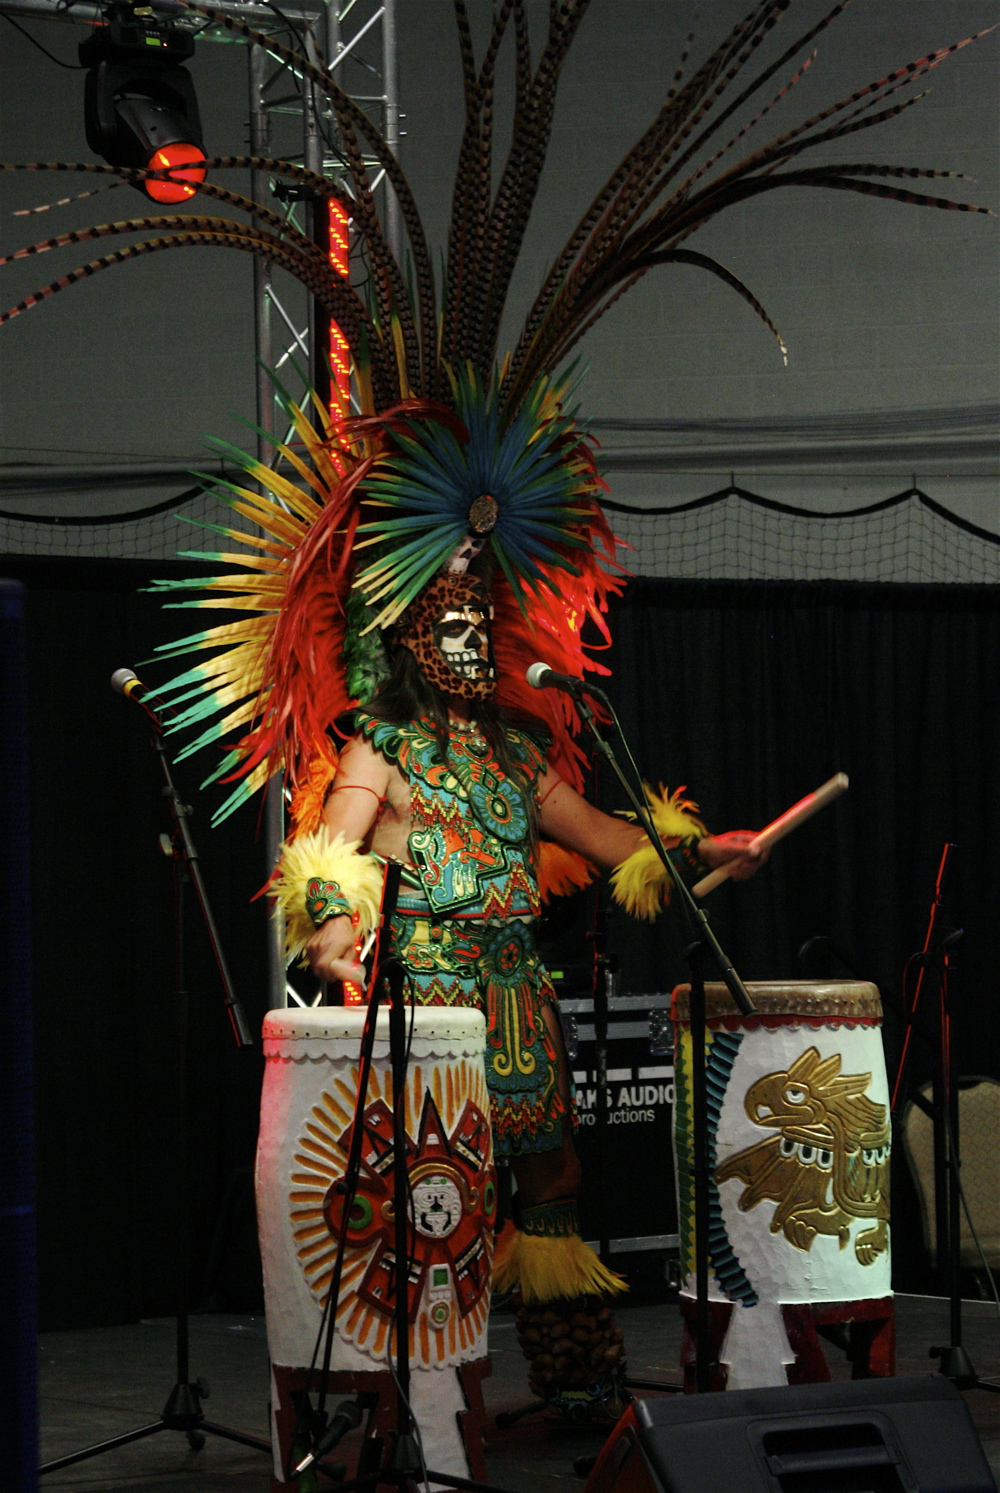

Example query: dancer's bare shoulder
[324,734,411,860]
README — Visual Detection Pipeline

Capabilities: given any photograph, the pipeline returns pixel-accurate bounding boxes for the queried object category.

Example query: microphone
[295,1398,364,1475]
[526,661,587,695]
[111,667,148,700]
[111,667,165,727]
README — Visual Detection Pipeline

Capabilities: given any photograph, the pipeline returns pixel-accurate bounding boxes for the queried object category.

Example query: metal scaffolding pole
[249,45,274,468]
[381,0,401,263]
[246,3,401,1009]
[325,0,340,66]
[303,24,325,399]
[2,0,401,1008]
[249,41,287,1013]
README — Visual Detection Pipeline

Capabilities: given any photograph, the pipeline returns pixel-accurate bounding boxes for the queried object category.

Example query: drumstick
[692,772,849,899]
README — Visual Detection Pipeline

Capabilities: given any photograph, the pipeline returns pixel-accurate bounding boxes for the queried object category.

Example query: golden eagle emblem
[715,1047,890,1264]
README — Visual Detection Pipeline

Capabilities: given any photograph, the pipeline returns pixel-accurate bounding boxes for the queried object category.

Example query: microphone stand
[41,703,267,1477]
[294,862,517,1493]
[891,846,995,1393]
[584,746,614,1272]
[570,685,755,1395]
[153,726,254,1050]
[592,943,614,1269]
[294,864,405,1479]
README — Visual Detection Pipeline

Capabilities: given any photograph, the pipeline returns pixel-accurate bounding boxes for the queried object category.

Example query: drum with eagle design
[671,981,892,1389]
[256,1006,495,1484]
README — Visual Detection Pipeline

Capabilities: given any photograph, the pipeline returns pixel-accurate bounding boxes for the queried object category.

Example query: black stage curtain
[601,581,1000,1088]
[5,561,998,1324]
[3,558,270,1331]
[598,580,999,1290]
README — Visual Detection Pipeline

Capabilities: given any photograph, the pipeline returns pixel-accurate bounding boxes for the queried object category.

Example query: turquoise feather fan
[352,366,607,629]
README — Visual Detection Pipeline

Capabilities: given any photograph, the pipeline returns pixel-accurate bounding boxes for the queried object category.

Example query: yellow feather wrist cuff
[271,830,384,964]
[610,784,706,922]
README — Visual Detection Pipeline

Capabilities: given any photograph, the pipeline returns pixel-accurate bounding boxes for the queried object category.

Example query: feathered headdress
[2,2,990,820]
[148,365,621,821]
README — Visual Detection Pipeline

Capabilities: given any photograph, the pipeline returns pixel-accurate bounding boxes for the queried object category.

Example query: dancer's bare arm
[537,768,764,878]
[305,738,393,982]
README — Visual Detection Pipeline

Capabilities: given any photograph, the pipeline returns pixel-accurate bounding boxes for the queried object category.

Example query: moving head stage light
[79,4,206,204]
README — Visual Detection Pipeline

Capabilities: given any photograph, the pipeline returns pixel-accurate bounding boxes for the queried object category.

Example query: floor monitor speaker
[584,1375,996,1493]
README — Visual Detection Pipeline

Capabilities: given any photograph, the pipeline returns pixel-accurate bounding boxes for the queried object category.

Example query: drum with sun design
[255,1006,495,1484]
[672,981,893,1390]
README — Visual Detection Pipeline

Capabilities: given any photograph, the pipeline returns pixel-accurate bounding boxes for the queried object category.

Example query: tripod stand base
[162,1377,208,1430]
[39,1381,271,1476]
[932,1344,979,1390]
[162,1378,270,1452]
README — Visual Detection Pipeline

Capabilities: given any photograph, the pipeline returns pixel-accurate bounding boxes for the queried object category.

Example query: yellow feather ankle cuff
[271,830,384,964]
[492,1228,627,1304]
[610,783,706,921]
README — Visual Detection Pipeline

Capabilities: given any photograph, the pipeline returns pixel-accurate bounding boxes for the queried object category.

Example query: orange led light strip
[327,198,350,422]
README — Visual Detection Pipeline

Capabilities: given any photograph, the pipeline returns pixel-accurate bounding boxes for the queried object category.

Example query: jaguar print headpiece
[394,574,496,702]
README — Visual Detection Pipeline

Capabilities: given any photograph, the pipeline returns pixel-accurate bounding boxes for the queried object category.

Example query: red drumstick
[692,772,849,898]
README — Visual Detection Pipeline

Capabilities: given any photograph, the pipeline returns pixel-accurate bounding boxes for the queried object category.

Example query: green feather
[343,590,390,704]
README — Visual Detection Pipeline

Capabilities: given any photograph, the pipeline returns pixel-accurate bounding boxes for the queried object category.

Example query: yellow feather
[243,458,324,520]
[217,529,289,557]
[610,784,706,921]
[170,617,275,648]
[166,647,256,684]
[258,444,329,507]
[187,595,282,612]
[222,479,293,515]
[492,1229,627,1304]
[237,759,272,806]
[194,686,261,722]
[199,551,284,574]
[224,479,307,523]
[307,380,341,430]
[199,574,286,596]
[283,403,341,492]
[227,500,307,548]
[172,668,262,709]
[271,831,384,965]
[200,645,268,678]
[209,677,266,715]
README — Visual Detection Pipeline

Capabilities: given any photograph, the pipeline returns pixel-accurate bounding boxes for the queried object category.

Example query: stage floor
[38,1293,1000,1491]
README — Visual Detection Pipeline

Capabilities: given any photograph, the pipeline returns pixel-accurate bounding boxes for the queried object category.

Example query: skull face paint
[434,607,492,688]
[396,573,497,700]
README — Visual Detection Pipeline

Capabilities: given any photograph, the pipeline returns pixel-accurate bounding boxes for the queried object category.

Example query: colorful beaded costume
[354,713,568,1159]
